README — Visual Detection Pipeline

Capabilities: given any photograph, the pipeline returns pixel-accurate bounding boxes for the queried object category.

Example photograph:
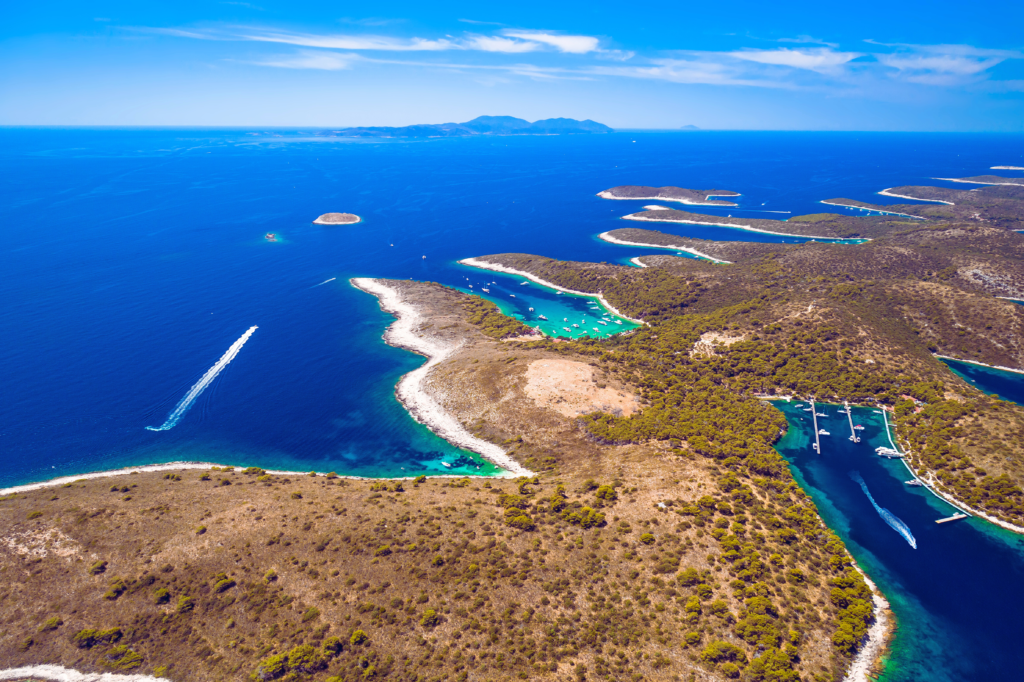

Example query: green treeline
[462,296,532,339]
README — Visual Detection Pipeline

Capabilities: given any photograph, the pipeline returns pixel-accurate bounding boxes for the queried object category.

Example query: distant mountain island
[316,116,613,138]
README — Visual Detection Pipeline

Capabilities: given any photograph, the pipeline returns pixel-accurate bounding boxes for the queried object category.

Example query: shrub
[431,555,445,567]
[257,475,271,482]
[195,526,207,535]
[103,578,128,601]
[684,631,701,646]
[506,513,536,531]
[253,652,288,680]
[177,595,195,613]
[350,629,369,645]
[639,532,656,545]
[39,616,63,632]
[153,588,170,604]
[420,609,441,627]
[595,485,617,501]
[263,569,277,583]
[199,474,211,481]
[88,560,108,575]
[27,511,43,520]
[302,607,321,623]
[214,577,236,593]
[291,492,302,499]
[323,636,343,654]
[74,628,122,649]
[100,645,143,671]
[374,545,392,557]
[700,640,747,664]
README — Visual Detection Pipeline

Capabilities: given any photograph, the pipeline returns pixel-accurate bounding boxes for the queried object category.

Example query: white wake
[312,277,337,287]
[146,326,258,431]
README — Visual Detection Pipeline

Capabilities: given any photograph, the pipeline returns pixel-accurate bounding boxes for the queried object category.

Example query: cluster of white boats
[465,276,625,336]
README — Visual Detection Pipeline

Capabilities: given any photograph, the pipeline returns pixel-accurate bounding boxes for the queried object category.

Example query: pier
[936,513,969,524]
[810,398,820,453]
[844,400,859,443]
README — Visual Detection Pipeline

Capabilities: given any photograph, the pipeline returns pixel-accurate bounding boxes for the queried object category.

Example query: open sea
[3,128,1024,680]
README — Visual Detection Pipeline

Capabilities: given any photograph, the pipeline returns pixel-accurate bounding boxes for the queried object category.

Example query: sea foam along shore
[596,191,738,207]
[0,664,168,681]
[599,231,732,264]
[621,212,860,242]
[992,166,1024,170]
[819,200,924,220]
[842,566,892,682]
[351,277,532,478]
[458,257,645,326]
[878,188,954,205]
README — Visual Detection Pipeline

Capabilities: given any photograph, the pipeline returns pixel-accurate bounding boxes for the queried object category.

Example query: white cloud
[465,35,539,53]
[728,48,862,72]
[240,30,455,51]
[255,50,358,70]
[502,31,600,54]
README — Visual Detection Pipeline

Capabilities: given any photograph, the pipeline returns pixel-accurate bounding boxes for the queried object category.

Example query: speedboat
[510,294,515,298]
[818,429,830,435]
[615,320,623,325]
[563,327,571,332]
[539,315,548,320]
[854,425,865,430]
[528,307,534,312]
[598,321,608,326]
[572,324,579,328]
[265,233,277,241]
[520,282,529,286]
[481,288,490,293]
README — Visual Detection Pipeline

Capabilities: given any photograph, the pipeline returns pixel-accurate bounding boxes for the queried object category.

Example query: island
[598,186,740,206]
[313,213,361,225]
[315,116,612,139]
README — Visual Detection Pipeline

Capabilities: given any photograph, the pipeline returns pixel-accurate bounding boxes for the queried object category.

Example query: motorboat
[818,429,830,435]
[539,315,548,320]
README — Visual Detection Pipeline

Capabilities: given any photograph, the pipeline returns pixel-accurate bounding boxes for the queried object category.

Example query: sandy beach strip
[599,231,732,264]
[0,664,169,681]
[629,256,649,268]
[621,213,858,242]
[352,278,532,477]
[459,258,646,326]
[877,188,954,205]
[596,191,738,207]
[819,200,924,220]
[992,166,1024,170]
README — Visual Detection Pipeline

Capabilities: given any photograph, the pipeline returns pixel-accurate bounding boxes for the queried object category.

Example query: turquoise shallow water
[773,401,1024,681]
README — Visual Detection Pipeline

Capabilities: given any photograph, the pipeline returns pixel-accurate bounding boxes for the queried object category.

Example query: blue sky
[2,0,1023,130]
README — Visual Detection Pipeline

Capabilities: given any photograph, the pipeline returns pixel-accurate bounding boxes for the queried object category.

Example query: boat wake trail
[312,277,336,287]
[146,326,258,432]
[850,471,918,549]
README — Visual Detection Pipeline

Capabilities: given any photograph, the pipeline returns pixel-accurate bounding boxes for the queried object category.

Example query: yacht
[510,294,516,298]
[572,323,579,328]
[598,321,608,326]
[538,315,548,320]
[528,307,534,312]
[818,429,830,435]
[615,320,623,325]
[854,425,865,430]
[481,288,490,293]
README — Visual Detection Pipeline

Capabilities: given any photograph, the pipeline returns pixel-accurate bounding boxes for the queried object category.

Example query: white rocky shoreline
[621,212,859,242]
[598,231,732,264]
[0,664,169,681]
[351,277,533,478]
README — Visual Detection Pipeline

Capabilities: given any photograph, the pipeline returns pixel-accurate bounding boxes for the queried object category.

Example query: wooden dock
[936,513,970,524]
[844,401,859,443]
[811,399,820,453]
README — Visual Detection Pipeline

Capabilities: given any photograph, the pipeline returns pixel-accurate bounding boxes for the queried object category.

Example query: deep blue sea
[942,358,1024,407]
[3,129,1024,679]
[774,402,1024,682]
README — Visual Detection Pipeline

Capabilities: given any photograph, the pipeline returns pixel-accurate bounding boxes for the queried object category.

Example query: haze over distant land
[316,116,612,138]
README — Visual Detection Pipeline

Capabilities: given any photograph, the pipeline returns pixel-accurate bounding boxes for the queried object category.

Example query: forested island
[598,186,740,206]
